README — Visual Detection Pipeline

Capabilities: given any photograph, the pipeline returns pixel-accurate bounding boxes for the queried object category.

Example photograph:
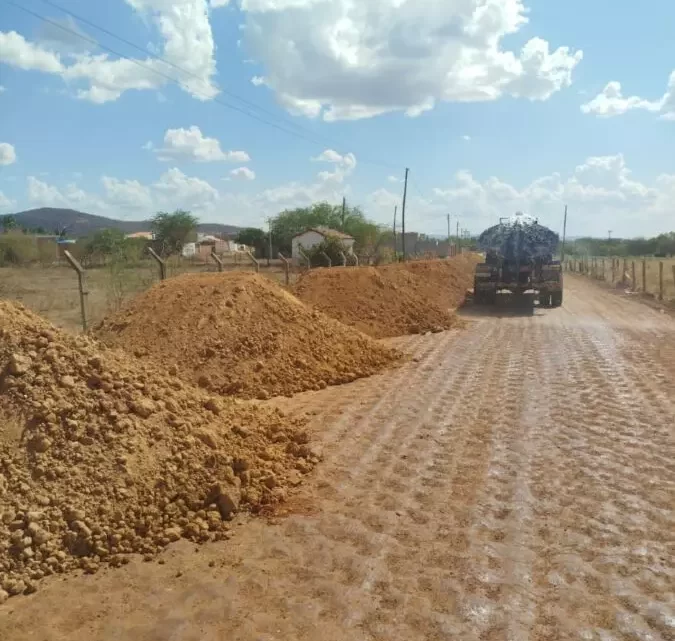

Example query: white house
[291,227,355,260]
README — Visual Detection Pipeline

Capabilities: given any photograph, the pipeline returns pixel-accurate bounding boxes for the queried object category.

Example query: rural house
[291,227,355,260]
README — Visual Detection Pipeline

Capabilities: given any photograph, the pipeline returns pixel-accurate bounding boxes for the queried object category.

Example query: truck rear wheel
[551,291,563,307]
[539,290,551,308]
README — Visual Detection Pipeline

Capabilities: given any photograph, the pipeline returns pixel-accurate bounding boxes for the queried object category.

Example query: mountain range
[10,208,242,238]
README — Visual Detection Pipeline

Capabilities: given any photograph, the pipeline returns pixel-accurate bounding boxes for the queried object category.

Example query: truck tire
[551,291,563,307]
[539,290,551,308]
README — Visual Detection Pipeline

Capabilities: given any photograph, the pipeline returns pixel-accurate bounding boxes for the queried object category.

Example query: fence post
[672,265,675,299]
[299,248,311,270]
[622,258,628,285]
[320,251,332,268]
[601,258,605,280]
[631,261,636,291]
[611,258,616,283]
[147,247,167,280]
[210,250,223,272]
[658,262,664,301]
[278,252,290,286]
[338,251,347,267]
[642,259,647,293]
[63,250,88,333]
[246,250,260,273]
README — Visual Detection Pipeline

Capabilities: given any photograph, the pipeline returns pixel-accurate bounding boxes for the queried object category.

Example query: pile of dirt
[0,300,317,602]
[293,257,478,339]
[93,272,400,399]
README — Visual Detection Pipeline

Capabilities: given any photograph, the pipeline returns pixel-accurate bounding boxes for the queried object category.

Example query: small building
[291,227,355,260]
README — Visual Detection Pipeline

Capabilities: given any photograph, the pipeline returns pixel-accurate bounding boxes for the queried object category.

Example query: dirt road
[2,276,674,640]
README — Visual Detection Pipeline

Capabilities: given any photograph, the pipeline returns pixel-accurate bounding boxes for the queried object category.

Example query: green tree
[270,201,381,255]
[83,228,127,258]
[150,210,198,256]
[1,215,17,233]
[235,227,268,257]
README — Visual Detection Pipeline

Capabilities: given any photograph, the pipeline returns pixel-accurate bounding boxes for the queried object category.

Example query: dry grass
[0,257,296,333]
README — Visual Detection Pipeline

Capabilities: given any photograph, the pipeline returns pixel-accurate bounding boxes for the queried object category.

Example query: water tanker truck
[473,213,563,308]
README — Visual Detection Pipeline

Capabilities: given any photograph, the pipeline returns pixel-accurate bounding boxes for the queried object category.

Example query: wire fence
[564,256,675,303]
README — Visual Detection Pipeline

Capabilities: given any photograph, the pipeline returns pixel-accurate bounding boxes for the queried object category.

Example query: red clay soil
[93,272,400,400]
[293,257,478,339]
[0,300,316,601]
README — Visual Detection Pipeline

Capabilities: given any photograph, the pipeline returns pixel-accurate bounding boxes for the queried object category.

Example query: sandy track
[2,276,674,640]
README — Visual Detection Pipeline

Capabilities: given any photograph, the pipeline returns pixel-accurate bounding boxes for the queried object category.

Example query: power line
[4,0,401,171]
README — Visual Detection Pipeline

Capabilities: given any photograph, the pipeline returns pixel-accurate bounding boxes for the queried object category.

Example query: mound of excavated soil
[93,272,400,400]
[293,257,478,339]
[0,300,317,601]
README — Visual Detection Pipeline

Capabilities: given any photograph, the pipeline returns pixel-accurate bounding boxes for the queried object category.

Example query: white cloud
[241,0,582,121]
[0,143,17,166]
[0,190,14,210]
[311,148,356,183]
[210,0,231,6]
[367,153,675,237]
[0,1,218,104]
[155,126,250,162]
[581,71,675,120]
[0,85,6,93]
[230,167,256,181]
[0,31,64,73]
[102,176,154,210]
[462,135,471,141]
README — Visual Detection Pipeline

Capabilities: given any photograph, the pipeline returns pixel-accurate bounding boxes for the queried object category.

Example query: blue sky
[0,0,673,238]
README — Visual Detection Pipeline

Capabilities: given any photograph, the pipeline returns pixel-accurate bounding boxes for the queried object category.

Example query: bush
[0,233,39,266]
[305,236,349,266]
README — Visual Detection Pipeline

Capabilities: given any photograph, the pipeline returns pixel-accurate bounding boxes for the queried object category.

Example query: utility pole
[561,205,568,261]
[401,168,409,261]
[447,214,450,242]
[341,196,346,230]
[608,230,612,241]
[393,205,398,256]
[456,220,460,251]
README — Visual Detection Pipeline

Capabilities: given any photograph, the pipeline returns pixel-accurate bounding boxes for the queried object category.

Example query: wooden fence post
[246,250,260,273]
[601,258,605,280]
[147,247,167,280]
[622,258,628,285]
[632,261,636,291]
[278,252,290,286]
[611,258,616,283]
[642,259,647,293]
[658,262,664,301]
[210,250,223,272]
[672,265,675,299]
[63,250,88,333]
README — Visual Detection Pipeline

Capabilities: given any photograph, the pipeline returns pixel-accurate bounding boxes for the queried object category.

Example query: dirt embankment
[293,256,479,339]
[0,300,317,602]
[93,272,401,400]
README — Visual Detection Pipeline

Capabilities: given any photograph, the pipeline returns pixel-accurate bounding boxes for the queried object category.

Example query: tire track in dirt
[2,276,673,641]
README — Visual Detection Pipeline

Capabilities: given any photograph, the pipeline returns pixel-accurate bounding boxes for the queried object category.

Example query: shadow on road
[458,296,546,319]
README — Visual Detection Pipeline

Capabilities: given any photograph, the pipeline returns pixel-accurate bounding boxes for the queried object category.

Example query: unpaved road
[2,276,674,640]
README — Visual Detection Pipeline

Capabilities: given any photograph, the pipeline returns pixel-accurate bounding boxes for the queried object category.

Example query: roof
[293,226,354,241]
[125,231,153,239]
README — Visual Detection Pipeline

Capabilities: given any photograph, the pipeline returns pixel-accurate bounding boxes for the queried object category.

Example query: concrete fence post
[210,250,224,272]
[320,251,332,268]
[246,250,260,273]
[147,247,166,280]
[278,252,290,286]
[338,251,347,267]
[63,250,88,333]
[299,248,311,270]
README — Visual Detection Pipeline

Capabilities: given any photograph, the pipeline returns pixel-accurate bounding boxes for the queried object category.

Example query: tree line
[566,233,675,257]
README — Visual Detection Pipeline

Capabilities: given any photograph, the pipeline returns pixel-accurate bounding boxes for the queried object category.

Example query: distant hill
[11,208,243,238]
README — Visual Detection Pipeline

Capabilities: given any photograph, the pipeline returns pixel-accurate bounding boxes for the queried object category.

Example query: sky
[0,0,674,238]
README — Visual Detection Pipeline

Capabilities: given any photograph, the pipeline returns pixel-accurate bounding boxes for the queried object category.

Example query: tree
[83,228,127,258]
[270,201,381,255]
[150,210,198,256]
[235,227,268,257]
[1,215,17,233]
